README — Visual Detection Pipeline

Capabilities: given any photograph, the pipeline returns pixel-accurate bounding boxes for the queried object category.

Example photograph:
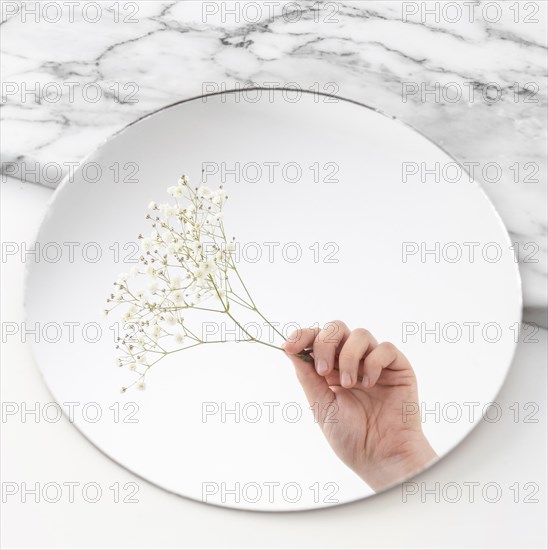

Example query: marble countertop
[1,0,546,323]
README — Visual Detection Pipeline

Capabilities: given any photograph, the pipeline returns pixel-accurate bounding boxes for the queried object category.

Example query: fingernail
[316,358,328,375]
[362,374,370,387]
[281,341,287,350]
[341,372,352,387]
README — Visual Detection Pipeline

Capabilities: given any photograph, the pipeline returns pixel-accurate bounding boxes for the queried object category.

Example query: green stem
[295,348,315,363]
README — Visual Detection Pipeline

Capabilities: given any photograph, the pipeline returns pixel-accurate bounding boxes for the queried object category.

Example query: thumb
[284,349,335,412]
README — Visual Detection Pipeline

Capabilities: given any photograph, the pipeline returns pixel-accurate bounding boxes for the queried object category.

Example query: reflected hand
[283,320,437,491]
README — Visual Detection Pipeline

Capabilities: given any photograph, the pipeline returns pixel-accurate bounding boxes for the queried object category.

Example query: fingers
[312,320,350,376]
[284,325,411,395]
[282,327,319,354]
[361,341,412,388]
[284,347,335,413]
[337,328,378,388]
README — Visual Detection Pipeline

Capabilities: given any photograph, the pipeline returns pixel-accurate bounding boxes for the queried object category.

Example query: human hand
[283,320,437,491]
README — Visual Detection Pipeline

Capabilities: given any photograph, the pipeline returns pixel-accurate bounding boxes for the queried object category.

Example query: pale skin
[283,320,437,491]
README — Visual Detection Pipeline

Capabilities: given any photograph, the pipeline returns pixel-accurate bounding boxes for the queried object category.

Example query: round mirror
[25,89,521,511]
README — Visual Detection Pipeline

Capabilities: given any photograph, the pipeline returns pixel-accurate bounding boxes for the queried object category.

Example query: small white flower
[172,291,185,305]
[226,242,236,252]
[174,333,185,345]
[117,273,128,284]
[212,189,226,205]
[130,266,139,276]
[170,275,181,289]
[198,186,213,199]
[201,259,217,275]
[148,201,157,210]
[149,281,158,293]
[164,206,177,218]
[167,185,185,198]
[141,238,153,252]
[165,315,177,326]
[137,381,146,391]
[129,363,136,370]
[193,265,207,281]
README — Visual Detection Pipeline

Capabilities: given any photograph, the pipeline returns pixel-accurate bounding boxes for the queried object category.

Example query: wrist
[357,435,437,491]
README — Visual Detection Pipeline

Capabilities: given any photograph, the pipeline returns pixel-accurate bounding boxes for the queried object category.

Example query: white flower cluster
[105,175,237,392]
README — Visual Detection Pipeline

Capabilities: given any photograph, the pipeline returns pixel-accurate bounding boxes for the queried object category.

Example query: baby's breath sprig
[105,175,307,393]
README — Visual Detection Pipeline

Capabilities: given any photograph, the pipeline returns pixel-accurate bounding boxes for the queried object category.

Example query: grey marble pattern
[1,0,546,322]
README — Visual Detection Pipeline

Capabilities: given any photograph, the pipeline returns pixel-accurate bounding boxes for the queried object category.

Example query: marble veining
[1,1,546,321]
